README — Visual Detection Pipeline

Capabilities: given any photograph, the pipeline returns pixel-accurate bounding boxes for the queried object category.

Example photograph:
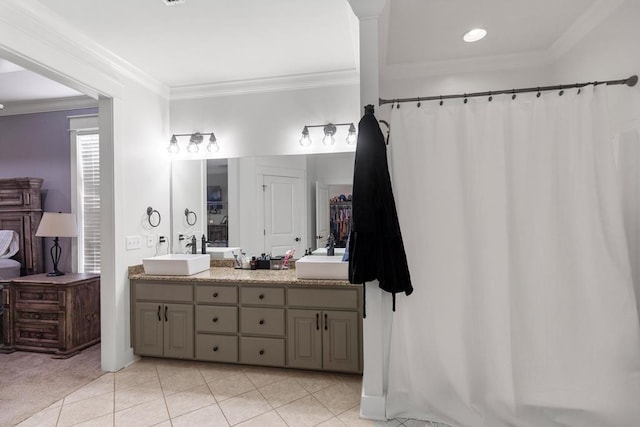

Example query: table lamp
[35,212,78,276]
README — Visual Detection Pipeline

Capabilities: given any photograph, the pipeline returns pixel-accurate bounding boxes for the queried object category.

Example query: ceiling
[0,0,608,105]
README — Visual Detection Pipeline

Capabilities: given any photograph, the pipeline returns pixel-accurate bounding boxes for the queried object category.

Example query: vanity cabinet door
[135,302,164,357]
[163,303,194,359]
[322,310,359,372]
[287,309,322,370]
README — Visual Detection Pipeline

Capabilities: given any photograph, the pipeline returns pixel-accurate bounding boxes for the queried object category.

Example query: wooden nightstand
[0,273,100,358]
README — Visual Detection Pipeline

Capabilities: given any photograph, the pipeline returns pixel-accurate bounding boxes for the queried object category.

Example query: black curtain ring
[439,96,443,106]
[536,87,541,98]
[147,207,161,228]
[511,89,516,100]
[559,85,564,96]
[463,93,468,104]
[417,101,421,108]
[184,208,197,226]
[488,91,493,102]
[396,99,400,109]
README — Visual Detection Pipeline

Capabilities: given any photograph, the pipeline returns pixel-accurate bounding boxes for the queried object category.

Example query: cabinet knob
[212,317,219,323]
[34,313,40,319]
[258,294,265,300]
[259,349,265,355]
[213,346,219,352]
[259,319,264,325]
[213,292,219,298]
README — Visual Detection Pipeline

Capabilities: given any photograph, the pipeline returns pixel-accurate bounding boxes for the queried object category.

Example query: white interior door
[315,182,329,249]
[264,174,303,256]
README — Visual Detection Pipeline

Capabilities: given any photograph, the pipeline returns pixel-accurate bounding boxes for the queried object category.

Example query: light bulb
[299,127,311,147]
[322,133,335,146]
[186,141,199,153]
[207,133,219,153]
[346,123,357,145]
[463,28,487,42]
[167,135,179,154]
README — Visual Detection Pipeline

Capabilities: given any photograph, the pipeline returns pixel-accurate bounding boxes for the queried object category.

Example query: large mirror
[170,152,354,258]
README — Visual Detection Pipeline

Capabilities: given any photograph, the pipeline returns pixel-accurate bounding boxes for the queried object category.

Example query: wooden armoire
[0,178,43,276]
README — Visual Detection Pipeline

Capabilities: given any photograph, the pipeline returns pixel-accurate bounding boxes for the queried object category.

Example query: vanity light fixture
[463,28,487,42]
[299,122,356,147]
[167,131,219,154]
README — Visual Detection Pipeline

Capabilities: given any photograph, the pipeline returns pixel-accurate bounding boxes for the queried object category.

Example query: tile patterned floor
[16,357,431,426]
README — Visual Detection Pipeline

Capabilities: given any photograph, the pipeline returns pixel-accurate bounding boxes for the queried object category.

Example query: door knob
[295,237,301,242]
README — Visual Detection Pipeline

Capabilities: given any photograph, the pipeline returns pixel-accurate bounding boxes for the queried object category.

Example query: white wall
[170,84,360,159]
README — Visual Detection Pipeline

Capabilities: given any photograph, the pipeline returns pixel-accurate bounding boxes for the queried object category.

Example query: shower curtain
[386,85,640,427]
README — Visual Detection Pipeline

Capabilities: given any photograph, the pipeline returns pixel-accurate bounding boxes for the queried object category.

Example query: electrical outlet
[126,235,142,250]
[146,235,156,247]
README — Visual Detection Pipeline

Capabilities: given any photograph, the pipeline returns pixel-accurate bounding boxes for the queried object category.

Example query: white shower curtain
[386,85,640,427]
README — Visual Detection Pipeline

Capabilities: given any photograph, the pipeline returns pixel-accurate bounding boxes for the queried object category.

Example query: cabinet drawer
[196,334,238,363]
[196,306,237,333]
[196,285,237,304]
[240,287,284,306]
[14,287,60,306]
[15,310,59,323]
[0,191,25,206]
[14,323,59,348]
[240,337,284,366]
[288,288,359,309]
[135,282,192,302]
[240,307,284,336]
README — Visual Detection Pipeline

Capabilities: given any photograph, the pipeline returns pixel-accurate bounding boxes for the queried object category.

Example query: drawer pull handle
[259,319,264,325]
[316,313,320,330]
[213,292,219,298]
[34,313,40,320]
[85,314,91,321]
[324,313,328,331]
[213,346,219,352]
[157,305,161,321]
[212,317,219,323]
[258,294,265,300]
[165,306,168,322]
[259,349,265,355]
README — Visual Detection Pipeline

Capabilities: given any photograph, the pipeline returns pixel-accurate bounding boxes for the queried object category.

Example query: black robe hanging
[348,105,413,313]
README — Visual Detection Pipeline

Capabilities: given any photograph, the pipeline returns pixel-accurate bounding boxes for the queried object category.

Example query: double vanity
[129,256,362,374]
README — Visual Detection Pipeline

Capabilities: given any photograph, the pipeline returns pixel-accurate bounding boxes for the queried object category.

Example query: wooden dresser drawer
[135,282,192,302]
[240,337,284,366]
[14,323,60,348]
[240,307,285,336]
[196,285,237,304]
[15,310,59,323]
[196,334,238,363]
[240,286,284,306]
[14,286,60,306]
[0,190,25,206]
[288,288,359,309]
[196,306,237,333]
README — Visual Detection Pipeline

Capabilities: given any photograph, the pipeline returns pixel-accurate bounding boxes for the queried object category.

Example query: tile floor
[16,357,430,426]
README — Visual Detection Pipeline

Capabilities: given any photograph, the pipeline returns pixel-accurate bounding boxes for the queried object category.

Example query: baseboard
[360,393,387,420]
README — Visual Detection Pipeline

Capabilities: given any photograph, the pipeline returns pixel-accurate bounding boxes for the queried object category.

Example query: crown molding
[3,0,169,100]
[170,69,360,100]
[0,96,97,117]
[382,50,550,82]
[548,0,626,61]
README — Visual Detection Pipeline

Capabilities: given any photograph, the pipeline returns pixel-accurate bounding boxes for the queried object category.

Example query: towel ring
[147,207,161,228]
[185,208,197,226]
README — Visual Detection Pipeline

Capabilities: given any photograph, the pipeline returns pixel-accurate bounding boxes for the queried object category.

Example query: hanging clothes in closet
[329,200,352,247]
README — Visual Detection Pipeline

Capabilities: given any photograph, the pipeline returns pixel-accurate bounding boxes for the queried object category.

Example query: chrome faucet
[326,233,335,256]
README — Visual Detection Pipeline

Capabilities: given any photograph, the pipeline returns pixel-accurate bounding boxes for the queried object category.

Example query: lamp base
[46,270,65,277]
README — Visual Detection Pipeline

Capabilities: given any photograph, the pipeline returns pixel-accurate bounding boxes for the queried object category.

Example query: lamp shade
[36,212,78,238]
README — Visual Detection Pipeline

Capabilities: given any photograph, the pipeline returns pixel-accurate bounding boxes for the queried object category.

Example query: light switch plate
[126,235,142,250]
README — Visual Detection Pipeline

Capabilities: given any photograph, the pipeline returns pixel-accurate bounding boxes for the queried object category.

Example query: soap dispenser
[191,235,197,254]
[327,233,335,256]
[201,234,207,254]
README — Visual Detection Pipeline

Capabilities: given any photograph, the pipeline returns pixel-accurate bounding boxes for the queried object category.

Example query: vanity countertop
[129,265,352,287]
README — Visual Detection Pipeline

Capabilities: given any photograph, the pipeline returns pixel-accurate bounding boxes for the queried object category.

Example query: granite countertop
[128,265,352,287]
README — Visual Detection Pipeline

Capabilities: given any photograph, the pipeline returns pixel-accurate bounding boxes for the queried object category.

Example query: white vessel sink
[296,255,348,280]
[143,254,210,276]
[311,247,346,256]
[206,246,241,259]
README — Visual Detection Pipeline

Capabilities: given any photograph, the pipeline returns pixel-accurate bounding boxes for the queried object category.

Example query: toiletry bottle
[191,235,197,254]
[201,235,207,254]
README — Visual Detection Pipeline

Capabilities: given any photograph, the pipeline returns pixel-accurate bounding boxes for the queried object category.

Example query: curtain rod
[379,75,638,106]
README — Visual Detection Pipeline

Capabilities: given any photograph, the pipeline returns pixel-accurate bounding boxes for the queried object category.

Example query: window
[70,115,100,273]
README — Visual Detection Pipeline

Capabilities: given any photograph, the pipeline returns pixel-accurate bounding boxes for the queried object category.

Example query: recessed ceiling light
[463,28,487,43]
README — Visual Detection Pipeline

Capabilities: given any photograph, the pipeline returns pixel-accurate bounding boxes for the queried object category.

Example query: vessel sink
[142,254,210,276]
[295,255,348,280]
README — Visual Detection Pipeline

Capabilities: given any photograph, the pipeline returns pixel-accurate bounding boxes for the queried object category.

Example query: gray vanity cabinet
[195,284,238,363]
[287,287,360,373]
[133,282,194,359]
